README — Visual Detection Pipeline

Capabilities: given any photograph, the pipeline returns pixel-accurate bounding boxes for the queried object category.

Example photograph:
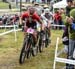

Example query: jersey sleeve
[21,12,28,20]
[41,14,48,21]
[34,13,40,21]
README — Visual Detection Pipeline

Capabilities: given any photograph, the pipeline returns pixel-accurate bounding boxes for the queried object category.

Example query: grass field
[0,2,17,9]
[0,2,47,9]
[0,29,67,69]
[0,2,9,9]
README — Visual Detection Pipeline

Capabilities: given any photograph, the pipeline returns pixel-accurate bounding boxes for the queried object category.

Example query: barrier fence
[53,37,75,69]
[0,25,21,41]
[51,24,65,27]
[0,25,18,28]
[0,24,65,41]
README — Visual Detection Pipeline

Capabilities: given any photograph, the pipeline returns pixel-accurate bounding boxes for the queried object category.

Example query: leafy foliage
[70,9,75,19]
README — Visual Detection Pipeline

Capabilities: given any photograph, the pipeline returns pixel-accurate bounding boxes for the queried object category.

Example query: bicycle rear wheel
[45,32,49,48]
[45,28,50,47]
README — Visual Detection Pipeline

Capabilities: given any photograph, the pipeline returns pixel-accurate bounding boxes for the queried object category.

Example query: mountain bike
[38,31,46,52]
[44,27,51,48]
[19,28,37,64]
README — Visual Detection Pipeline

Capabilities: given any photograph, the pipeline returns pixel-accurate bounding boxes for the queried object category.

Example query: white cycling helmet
[44,8,50,13]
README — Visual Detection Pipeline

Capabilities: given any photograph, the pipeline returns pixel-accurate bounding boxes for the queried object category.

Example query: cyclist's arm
[34,13,44,30]
[21,12,28,24]
[19,13,27,28]
[37,18,43,24]
[41,14,48,21]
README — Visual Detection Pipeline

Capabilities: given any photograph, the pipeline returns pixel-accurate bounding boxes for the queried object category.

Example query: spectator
[73,0,75,7]
[2,15,8,25]
[62,26,69,53]
[66,0,73,17]
[54,10,62,29]
[60,8,66,25]
[65,0,75,69]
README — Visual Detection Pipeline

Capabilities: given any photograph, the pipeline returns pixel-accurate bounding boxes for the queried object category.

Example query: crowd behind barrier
[0,13,19,26]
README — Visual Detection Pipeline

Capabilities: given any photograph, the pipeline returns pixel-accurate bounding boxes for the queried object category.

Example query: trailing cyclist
[41,8,52,44]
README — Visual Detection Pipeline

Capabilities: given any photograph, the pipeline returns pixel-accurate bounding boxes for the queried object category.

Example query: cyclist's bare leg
[33,31,37,45]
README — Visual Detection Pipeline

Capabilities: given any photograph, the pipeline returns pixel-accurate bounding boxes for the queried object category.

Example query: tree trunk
[2,0,8,3]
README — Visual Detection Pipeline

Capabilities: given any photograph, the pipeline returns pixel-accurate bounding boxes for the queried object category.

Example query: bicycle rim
[26,43,32,59]
[39,39,44,52]
[19,39,28,64]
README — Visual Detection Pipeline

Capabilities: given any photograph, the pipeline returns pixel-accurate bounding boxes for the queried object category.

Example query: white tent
[53,1,68,8]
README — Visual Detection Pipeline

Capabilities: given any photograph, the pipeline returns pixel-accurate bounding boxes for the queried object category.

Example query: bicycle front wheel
[19,38,28,64]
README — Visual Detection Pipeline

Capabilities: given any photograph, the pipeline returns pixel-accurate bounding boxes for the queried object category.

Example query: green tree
[70,9,75,19]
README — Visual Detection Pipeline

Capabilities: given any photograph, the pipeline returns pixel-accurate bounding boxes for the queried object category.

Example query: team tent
[52,0,68,25]
[53,0,68,8]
